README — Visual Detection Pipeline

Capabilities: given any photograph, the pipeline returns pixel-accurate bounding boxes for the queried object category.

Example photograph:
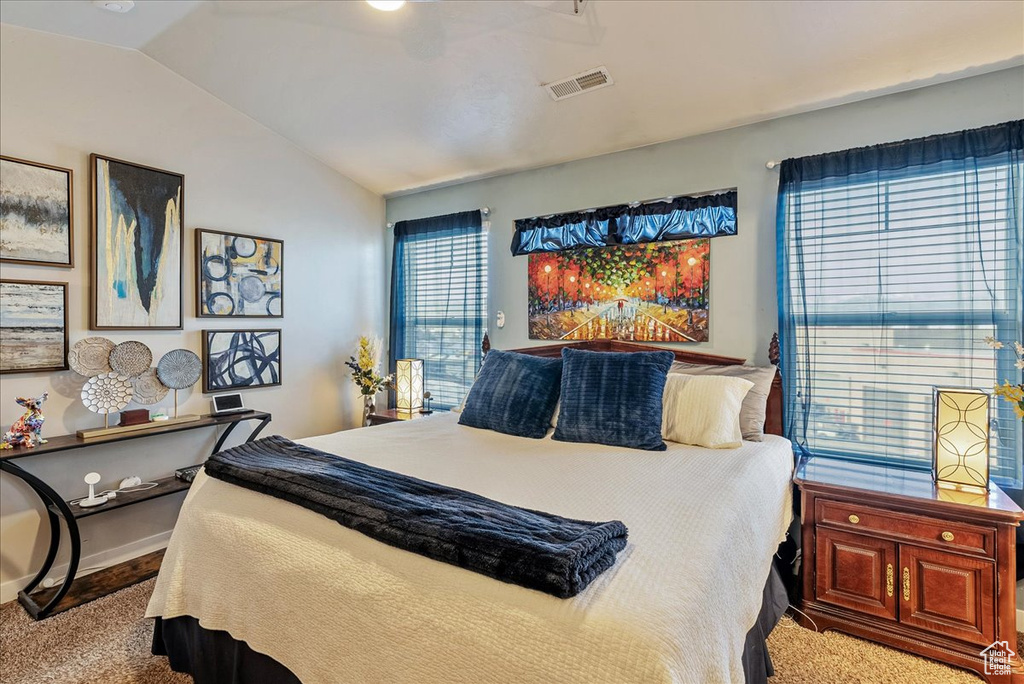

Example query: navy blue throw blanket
[204,436,628,598]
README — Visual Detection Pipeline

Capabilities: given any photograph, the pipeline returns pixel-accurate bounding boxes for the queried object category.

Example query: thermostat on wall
[211,393,247,415]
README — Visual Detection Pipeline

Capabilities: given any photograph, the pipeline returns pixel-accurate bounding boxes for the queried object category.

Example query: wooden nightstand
[794,457,1024,683]
[367,409,440,426]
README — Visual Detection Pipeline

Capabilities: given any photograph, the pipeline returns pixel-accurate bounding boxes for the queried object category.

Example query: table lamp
[933,387,990,493]
[395,359,424,413]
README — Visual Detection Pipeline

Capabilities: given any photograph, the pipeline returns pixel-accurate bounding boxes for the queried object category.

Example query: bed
[147,341,795,684]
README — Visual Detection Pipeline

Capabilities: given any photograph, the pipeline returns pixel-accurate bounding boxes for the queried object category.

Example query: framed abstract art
[0,279,69,374]
[196,229,283,317]
[0,156,74,267]
[91,154,183,330]
[527,239,710,343]
[203,329,281,392]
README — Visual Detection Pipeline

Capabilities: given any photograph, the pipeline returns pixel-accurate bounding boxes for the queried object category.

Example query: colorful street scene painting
[528,240,709,342]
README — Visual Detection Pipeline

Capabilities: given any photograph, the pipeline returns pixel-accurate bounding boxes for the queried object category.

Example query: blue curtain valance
[780,120,1023,185]
[511,191,737,256]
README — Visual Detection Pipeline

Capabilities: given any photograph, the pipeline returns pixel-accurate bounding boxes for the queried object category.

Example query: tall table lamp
[395,359,424,414]
[933,387,991,493]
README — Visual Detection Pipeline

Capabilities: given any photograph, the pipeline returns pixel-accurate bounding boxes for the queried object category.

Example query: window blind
[389,211,487,410]
[777,121,1023,486]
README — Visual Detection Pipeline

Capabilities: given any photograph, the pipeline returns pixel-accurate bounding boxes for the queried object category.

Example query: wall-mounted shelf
[0,410,272,619]
[59,475,192,520]
[0,410,272,461]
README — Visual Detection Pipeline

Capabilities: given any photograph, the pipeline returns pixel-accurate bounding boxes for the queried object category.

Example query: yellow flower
[994,381,1023,402]
[357,336,374,372]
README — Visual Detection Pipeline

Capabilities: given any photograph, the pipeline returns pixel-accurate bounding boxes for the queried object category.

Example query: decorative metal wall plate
[131,367,169,405]
[81,372,133,414]
[157,349,202,389]
[68,337,115,376]
[109,340,153,377]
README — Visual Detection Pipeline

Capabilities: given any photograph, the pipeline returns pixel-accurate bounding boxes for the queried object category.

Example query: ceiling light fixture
[92,0,135,12]
[366,0,406,10]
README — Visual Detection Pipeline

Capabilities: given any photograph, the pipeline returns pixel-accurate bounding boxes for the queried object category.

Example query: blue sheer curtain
[390,210,487,410]
[777,120,1023,485]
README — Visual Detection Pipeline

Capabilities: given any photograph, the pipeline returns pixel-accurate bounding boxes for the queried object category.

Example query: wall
[387,66,1024,561]
[0,25,385,600]
[385,66,1024,367]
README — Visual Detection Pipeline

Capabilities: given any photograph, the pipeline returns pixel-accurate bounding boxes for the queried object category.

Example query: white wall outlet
[496,311,506,328]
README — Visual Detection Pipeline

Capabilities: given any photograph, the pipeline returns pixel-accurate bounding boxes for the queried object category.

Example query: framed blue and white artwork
[203,329,281,392]
[0,279,69,374]
[0,156,74,267]
[197,229,283,317]
[91,154,183,330]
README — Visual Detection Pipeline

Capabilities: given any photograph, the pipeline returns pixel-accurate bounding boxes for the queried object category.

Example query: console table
[0,410,271,619]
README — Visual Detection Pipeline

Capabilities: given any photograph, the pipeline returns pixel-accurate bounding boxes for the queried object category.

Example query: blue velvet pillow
[553,348,674,451]
[458,350,562,439]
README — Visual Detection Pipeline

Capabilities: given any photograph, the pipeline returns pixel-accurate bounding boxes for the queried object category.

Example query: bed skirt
[151,560,790,684]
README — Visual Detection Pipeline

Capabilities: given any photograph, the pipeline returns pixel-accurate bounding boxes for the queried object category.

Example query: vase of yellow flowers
[984,336,1024,421]
[346,336,393,426]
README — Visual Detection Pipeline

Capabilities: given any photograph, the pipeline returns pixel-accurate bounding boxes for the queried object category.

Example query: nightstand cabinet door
[816,528,897,620]
[899,545,996,646]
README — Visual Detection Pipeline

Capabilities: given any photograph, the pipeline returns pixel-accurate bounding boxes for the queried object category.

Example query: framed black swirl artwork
[203,329,282,393]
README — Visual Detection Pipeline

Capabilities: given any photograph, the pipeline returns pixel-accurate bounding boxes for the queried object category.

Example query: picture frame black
[202,328,282,393]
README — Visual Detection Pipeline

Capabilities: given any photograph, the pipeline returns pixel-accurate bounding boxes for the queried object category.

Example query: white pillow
[661,374,754,449]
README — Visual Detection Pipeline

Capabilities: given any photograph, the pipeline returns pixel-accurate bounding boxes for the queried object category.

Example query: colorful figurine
[1,392,49,449]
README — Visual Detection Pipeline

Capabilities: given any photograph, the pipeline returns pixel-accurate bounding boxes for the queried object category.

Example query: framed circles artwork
[0,280,69,374]
[0,156,74,267]
[91,154,183,330]
[196,229,283,317]
[203,329,281,393]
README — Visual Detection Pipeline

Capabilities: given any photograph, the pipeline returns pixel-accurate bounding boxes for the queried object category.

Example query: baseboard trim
[0,529,171,605]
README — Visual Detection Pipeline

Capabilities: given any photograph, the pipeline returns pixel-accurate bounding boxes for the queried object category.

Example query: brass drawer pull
[886,564,894,597]
[848,514,860,524]
[941,531,954,542]
[902,567,910,601]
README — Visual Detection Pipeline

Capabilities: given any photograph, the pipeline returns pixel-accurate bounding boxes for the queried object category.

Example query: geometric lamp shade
[395,358,424,413]
[933,387,991,493]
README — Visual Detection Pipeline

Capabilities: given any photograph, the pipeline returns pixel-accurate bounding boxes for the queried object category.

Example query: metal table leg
[210,414,271,456]
[246,416,271,443]
[0,459,81,619]
[211,421,240,455]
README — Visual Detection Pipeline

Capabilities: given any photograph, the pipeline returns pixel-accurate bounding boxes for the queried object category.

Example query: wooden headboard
[484,336,784,437]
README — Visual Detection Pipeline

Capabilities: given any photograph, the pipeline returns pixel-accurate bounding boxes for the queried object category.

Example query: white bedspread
[147,414,794,684]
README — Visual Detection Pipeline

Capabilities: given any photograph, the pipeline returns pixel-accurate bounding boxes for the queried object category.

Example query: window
[389,210,487,410]
[777,121,1023,486]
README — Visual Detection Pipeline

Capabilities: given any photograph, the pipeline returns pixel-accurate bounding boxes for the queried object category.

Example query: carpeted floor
[0,579,1018,683]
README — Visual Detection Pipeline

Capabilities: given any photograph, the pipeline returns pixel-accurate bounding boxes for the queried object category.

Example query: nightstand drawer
[816,499,994,557]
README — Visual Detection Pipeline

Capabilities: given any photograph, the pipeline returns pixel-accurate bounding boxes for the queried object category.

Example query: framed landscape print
[0,156,74,267]
[0,280,69,374]
[197,229,283,317]
[91,154,183,330]
[203,329,281,392]
[528,239,710,342]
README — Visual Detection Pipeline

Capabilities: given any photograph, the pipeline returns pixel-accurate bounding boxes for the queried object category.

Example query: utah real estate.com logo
[981,640,1016,676]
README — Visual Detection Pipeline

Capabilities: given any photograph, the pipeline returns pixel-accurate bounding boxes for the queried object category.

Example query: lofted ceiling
[2,0,1022,196]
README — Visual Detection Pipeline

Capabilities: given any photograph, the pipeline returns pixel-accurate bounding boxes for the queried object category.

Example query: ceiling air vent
[543,66,613,101]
